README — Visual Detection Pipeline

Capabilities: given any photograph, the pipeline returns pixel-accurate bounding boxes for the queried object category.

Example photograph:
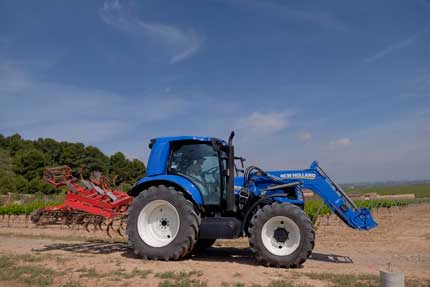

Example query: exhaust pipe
[226,131,237,212]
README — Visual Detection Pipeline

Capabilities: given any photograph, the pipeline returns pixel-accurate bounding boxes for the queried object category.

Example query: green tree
[27,178,56,194]
[13,175,29,193]
[127,159,146,182]
[13,149,49,181]
[34,138,63,165]
[2,134,34,156]
[0,133,146,194]
[81,146,110,176]
[109,152,129,183]
[0,175,17,194]
[0,175,28,194]
[109,153,146,184]
[60,142,86,173]
[0,134,5,148]
[0,148,14,177]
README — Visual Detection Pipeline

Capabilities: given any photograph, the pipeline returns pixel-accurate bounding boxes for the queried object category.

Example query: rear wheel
[126,185,200,260]
[249,202,315,268]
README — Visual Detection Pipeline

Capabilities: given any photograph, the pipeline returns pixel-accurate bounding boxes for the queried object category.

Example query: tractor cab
[168,140,226,206]
[141,133,238,212]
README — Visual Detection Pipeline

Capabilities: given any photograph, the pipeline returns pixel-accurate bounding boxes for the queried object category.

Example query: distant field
[345,184,430,198]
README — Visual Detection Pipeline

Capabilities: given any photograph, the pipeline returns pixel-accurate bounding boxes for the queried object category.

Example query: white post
[380,264,405,287]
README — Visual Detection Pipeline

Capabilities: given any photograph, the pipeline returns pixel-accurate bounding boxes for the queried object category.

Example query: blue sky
[1,0,429,182]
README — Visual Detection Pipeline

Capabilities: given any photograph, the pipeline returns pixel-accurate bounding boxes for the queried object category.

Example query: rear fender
[128,175,204,206]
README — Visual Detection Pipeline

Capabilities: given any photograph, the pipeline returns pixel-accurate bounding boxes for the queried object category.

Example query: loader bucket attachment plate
[350,208,377,230]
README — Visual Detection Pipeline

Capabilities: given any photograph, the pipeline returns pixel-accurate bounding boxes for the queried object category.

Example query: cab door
[168,142,224,206]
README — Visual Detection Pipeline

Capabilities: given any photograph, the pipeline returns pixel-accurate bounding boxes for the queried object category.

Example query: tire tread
[248,202,315,268]
[126,185,200,261]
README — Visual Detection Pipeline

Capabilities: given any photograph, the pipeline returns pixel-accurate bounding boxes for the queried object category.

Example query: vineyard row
[0,198,420,218]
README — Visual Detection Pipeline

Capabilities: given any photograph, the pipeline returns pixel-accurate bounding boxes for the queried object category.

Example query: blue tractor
[127,132,377,267]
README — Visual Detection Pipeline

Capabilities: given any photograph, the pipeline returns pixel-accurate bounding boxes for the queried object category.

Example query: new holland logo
[279,173,316,180]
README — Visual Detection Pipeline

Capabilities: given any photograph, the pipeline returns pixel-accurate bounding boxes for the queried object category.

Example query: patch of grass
[78,266,152,281]
[405,279,430,287]
[77,267,108,278]
[62,280,83,287]
[266,281,314,287]
[156,270,206,287]
[16,253,44,262]
[0,254,208,287]
[159,279,207,287]
[109,268,132,280]
[130,268,153,279]
[16,252,66,264]
[267,280,294,287]
[156,270,203,280]
[0,254,59,286]
[233,272,241,278]
[305,272,379,287]
[156,271,177,279]
[233,283,245,287]
[0,255,13,268]
[108,268,152,280]
[289,272,300,279]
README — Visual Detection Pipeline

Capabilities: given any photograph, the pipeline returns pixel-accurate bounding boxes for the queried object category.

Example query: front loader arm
[268,161,377,230]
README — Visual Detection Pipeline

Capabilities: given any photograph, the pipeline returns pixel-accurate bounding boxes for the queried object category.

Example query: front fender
[128,174,204,206]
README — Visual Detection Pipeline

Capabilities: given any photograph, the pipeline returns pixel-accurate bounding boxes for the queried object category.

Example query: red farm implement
[31,166,132,237]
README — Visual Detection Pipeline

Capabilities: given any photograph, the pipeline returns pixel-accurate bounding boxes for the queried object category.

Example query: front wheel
[126,185,200,260]
[249,202,315,268]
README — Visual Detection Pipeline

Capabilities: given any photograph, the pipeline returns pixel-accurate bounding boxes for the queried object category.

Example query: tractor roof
[151,136,225,144]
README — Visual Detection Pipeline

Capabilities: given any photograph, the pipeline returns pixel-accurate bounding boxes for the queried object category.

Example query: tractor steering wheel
[203,166,219,177]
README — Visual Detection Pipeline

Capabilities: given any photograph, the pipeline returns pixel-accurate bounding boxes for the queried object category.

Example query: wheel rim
[261,216,301,256]
[137,200,180,247]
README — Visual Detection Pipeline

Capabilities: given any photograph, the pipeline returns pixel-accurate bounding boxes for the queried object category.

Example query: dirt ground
[1,204,430,287]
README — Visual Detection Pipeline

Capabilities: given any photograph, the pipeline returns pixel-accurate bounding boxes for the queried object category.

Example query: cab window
[169,143,223,205]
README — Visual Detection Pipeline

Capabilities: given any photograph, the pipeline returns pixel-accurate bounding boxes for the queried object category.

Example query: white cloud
[99,0,203,64]
[330,137,352,147]
[365,31,428,63]
[0,59,33,94]
[23,120,128,144]
[298,132,312,142]
[0,58,195,144]
[237,112,288,134]
[414,75,430,92]
[227,0,346,31]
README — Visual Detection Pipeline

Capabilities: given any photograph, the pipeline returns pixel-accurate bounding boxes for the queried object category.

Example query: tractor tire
[193,239,216,253]
[248,202,315,268]
[126,185,200,261]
